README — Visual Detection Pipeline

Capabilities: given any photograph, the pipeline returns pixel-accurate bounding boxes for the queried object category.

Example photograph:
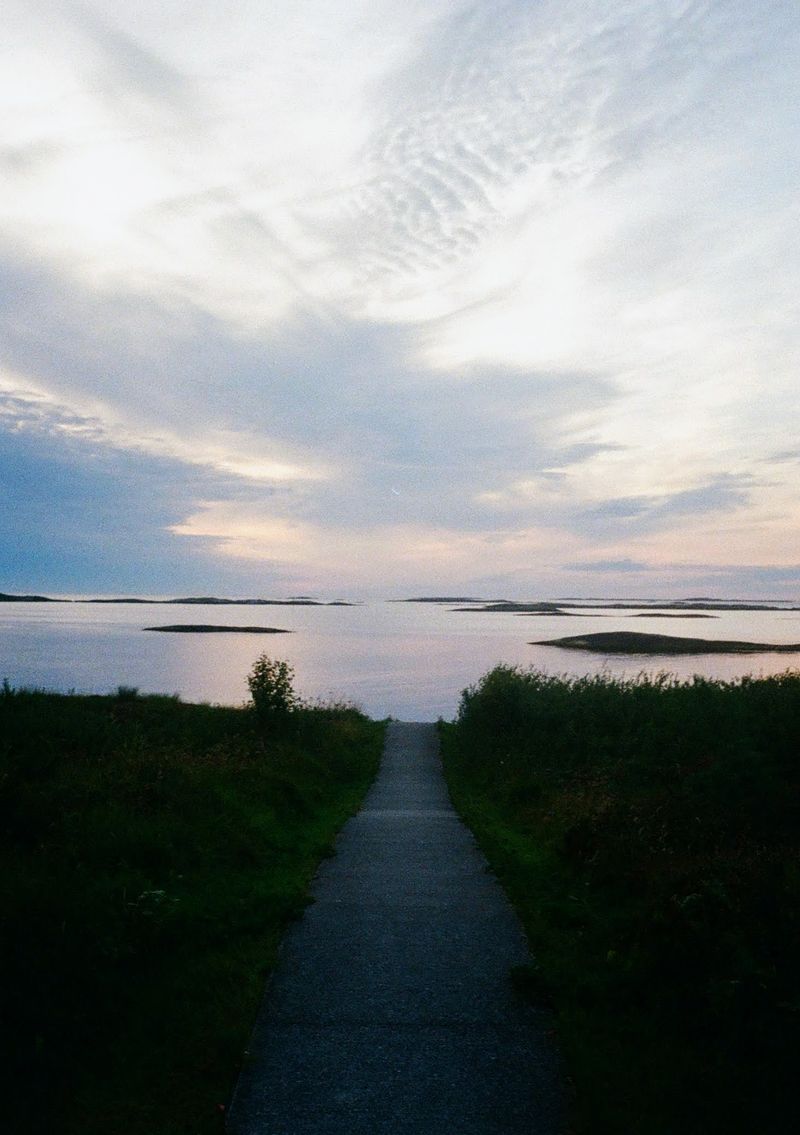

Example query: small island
[631,612,717,619]
[144,625,292,634]
[0,592,66,602]
[399,596,490,604]
[451,601,582,615]
[93,596,352,606]
[445,596,800,613]
[535,631,800,655]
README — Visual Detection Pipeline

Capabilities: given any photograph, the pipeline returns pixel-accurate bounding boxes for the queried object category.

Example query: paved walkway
[226,721,563,1134]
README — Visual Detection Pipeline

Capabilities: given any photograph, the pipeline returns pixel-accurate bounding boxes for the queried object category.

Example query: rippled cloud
[1,1,798,596]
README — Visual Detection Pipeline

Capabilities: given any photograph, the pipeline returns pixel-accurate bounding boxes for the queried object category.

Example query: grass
[0,683,384,1135]
[440,665,800,1135]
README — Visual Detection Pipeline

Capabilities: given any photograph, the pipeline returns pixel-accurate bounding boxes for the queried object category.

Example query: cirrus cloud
[1,0,798,598]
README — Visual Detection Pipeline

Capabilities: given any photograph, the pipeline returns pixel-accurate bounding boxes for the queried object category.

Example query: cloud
[322,0,792,318]
[0,240,621,532]
[767,448,800,465]
[575,475,756,537]
[0,251,334,482]
[566,559,651,574]
[0,410,266,594]
[1,1,799,597]
[0,373,328,487]
[167,496,585,594]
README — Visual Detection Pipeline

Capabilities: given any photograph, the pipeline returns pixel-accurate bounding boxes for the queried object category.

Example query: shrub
[247,655,297,721]
[0,687,384,1134]
[443,666,800,1135]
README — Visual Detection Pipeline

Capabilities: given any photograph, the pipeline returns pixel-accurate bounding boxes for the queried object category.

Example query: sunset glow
[2,1,798,597]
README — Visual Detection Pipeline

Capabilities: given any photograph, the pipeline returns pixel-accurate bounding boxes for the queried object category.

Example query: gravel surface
[226,720,563,1134]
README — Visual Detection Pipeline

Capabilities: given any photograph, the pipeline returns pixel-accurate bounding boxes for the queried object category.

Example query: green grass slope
[0,686,383,1135]
[441,666,800,1135]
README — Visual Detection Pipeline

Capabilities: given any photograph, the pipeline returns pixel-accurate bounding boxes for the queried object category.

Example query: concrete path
[226,721,563,1134]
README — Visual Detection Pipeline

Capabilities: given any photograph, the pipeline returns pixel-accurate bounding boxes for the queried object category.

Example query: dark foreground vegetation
[0,681,383,1135]
[441,666,800,1135]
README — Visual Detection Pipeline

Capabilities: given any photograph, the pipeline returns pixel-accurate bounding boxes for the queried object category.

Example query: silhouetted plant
[247,655,297,721]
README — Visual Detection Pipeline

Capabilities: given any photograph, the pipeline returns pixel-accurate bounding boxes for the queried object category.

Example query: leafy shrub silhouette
[247,655,297,722]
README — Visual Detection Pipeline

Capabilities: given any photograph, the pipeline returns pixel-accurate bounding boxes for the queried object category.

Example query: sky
[1,0,799,599]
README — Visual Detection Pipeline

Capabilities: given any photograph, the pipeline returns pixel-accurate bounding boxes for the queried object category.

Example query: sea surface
[2,599,800,721]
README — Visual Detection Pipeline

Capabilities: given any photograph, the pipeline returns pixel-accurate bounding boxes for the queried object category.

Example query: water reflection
[1,600,799,720]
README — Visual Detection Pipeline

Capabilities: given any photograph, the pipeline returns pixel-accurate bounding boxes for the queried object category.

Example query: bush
[443,666,800,1135]
[0,687,384,1134]
[247,656,297,721]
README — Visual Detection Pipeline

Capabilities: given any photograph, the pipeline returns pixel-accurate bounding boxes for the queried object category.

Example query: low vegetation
[441,665,800,1135]
[247,655,298,722]
[0,665,383,1135]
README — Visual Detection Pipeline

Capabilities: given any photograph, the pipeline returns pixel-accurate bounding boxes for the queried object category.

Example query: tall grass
[0,686,384,1134]
[441,666,800,1135]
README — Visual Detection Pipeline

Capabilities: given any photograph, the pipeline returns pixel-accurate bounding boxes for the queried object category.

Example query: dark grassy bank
[441,666,800,1135]
[0,685,384,1135]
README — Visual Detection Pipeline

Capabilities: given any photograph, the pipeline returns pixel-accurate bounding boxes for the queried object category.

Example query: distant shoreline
[0,592,354,606]
[2,591,798,612]
[447,599,799,614]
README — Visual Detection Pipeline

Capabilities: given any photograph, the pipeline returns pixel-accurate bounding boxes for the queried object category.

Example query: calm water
[2,599,800,721]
